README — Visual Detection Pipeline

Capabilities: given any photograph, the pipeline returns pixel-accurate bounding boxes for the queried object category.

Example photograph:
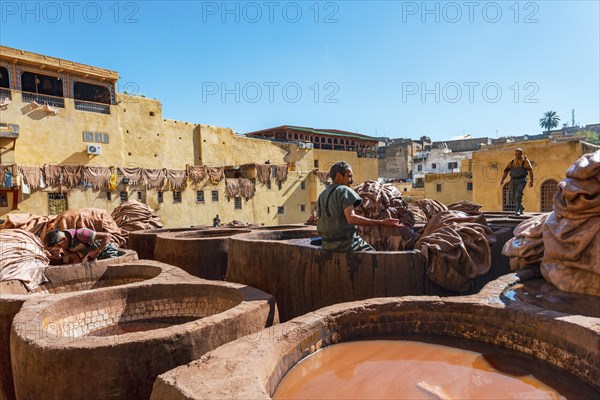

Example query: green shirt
[317,184,372,251]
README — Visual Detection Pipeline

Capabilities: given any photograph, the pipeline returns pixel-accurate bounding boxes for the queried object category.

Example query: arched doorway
[502,183,515,212]
[541,179,559,212]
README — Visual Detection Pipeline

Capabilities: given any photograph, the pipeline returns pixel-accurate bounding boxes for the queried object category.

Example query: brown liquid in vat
[274,339,598,399]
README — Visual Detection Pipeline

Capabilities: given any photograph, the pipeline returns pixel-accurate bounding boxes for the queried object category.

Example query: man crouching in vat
[44,228,118,264]
[317,161,403,251]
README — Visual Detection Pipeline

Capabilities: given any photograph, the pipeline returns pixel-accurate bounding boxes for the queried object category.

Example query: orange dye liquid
[274,339,597,399]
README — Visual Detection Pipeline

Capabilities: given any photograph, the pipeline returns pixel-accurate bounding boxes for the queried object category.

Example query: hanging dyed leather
[165,169,186,191]
[62,165,84,188]
[83,166,112,191]
[44,164,63,187]
[187,165,207,185]
[206,166,224,185]
[143,168,166,190]
[22,166,42,190]
[256,164,272,185]
[118,167,144,185]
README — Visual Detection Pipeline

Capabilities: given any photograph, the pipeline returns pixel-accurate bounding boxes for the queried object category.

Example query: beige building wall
[0,47,379,227]
[472,139,598,212]
[424,172,473,205]
[1,72,376,226]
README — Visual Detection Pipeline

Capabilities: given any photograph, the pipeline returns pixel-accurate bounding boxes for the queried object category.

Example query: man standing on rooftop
[500,148,534,215]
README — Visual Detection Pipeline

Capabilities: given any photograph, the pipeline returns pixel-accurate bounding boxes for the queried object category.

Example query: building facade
[472,139,598,212]
[0,46,378,227]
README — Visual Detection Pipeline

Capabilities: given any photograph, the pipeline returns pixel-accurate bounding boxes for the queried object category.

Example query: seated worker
[317,161,403,251]
[213,214,222,227]
[44,228,118,263]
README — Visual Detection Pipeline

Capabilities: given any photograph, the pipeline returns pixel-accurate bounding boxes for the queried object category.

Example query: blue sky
[1,0,598,141]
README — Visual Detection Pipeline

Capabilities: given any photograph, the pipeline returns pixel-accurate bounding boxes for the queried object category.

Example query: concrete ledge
[11,276,278,400]
[153,229,252,280]
[151,272,599,399]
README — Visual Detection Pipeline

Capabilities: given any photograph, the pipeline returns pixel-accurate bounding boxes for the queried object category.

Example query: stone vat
[0,249,139,400]
[11,278,278,400]
[151,271,600,399]
[129,228,200,260]
[153,229,251,280]
[225,225,513,322]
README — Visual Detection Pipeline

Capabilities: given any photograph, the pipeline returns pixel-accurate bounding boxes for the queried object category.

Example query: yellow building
[472,139,599,212]
[423,172,473,205]
[390,182,424,203]
[0,46,378,227]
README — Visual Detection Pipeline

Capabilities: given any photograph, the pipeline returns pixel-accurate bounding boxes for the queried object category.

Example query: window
[467,182,473,191]
[137,191,143,201]
[431,163,437,169]
[277,206,285,214]
[314,160,319,168]
[48,193,67,214]
[300,204,306,212]
[448,162,458,169]
[0,192,7,208]
[212,191,219,201]
[417,165,422,172]
[173,191,182,203]
[21,71,63,97]
[120,192,128,202]
[278,181,282,190]
[300,181,306,190]
[403,188,407,192]
[502,183,516,212]
[106,192,112,201]
[0,67,9,88]
[73,81,111,104]
[196,190,204,202]
[436,184,442,192]
[541,179,559,212]
[266,180,271,189]
[157,191,163,203]
[234,197,242,209]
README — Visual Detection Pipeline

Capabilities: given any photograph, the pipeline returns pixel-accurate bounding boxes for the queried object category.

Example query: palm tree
[539,111,560,134]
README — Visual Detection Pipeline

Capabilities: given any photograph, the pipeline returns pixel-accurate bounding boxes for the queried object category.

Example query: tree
[539,111,560,134]
[581,130,600,145]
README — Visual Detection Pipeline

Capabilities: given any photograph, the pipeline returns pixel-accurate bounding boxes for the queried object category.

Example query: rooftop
[246,125,380,142]
[0,45,119,82]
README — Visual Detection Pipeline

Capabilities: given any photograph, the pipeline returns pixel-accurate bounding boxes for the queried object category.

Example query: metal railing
[22,91,65,108]
[0,87,11,101]
[74,99,111,115]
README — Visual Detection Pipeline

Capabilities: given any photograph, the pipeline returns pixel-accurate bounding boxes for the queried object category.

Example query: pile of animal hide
[0,229,49,291]
[353,181,410,251]
[415,211,496,292]
[502,151,599,296]
[501,213,549,271]
[541,151,600,295]
[352,181,495,292]
[0,213,56,239]
[50,208,126,247]
[110,200,163,238]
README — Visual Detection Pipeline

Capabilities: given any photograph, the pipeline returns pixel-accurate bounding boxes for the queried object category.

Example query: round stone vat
[153,229,251,280]
[11,280,278,400]
[129,227,199,260]
[152,273,600,399]
[225,226,513,322]
[0,249,139,400]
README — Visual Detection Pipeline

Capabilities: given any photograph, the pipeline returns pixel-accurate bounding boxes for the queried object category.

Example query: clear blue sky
[1,0,598,141]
